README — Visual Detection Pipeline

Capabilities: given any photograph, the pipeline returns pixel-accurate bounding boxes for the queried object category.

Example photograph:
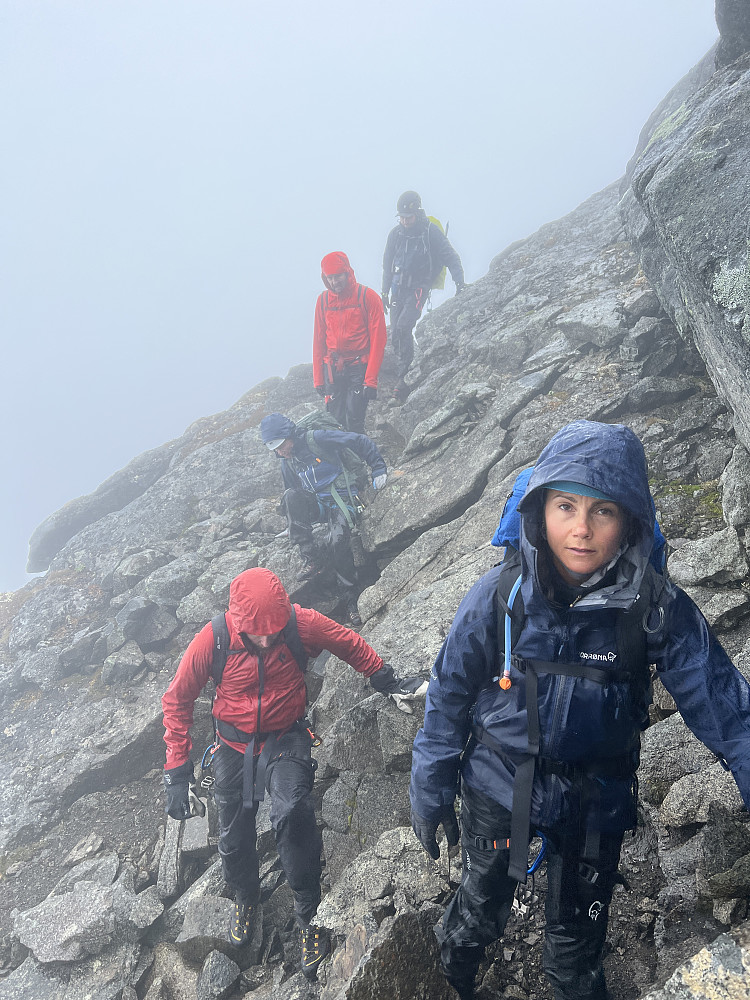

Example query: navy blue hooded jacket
[410,421,750,833]
[261,413,386,502]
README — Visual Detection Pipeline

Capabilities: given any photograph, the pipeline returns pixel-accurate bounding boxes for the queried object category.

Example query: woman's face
[543,490,625,585]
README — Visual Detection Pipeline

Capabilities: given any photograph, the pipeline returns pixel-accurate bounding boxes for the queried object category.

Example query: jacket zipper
[256,651,265,737]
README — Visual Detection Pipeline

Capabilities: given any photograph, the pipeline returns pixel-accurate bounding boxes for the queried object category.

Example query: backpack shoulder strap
[210,613,231,686]
[357,284,368,327]
[495,551,525,651]
[306,429,341,469]
[615,563,664,684]
[281,605,308,674]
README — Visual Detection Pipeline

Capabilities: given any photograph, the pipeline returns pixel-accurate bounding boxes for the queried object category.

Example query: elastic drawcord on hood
[229,568,292,636]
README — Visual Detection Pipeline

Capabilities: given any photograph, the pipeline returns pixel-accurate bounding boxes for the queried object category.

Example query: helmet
[396,190,421,216]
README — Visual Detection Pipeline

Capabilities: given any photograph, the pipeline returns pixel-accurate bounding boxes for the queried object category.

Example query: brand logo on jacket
[589,900,603,921]
[579,650,617,663]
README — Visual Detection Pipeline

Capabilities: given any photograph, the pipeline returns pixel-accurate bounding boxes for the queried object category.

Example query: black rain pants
[389,286,427,379]
[212,729,322,926]
[323,358,369,434]
[282,487,358,593]
[436,781,623,1000]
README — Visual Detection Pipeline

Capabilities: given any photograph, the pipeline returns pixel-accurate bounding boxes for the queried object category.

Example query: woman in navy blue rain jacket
[409,420,750,1000]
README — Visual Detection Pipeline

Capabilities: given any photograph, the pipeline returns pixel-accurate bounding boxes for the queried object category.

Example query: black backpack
[209,606,308,685]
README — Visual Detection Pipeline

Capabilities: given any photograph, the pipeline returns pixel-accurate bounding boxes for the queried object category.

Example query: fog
[1,1,717,592]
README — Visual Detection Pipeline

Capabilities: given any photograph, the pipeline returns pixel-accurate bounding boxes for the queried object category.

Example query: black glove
[369,664,429,713]
[315,385,327,398]
[369,663,399,693]
[455,282,467,295]
[163,761,194,820]
[381,292,390,313]
[411,806,459,860]
[364,386,377,401]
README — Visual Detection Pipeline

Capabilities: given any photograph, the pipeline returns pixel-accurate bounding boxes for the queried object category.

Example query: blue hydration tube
[527,832,548,875]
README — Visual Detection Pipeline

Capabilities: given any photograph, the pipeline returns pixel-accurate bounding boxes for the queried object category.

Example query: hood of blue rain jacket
[517,420,656,613]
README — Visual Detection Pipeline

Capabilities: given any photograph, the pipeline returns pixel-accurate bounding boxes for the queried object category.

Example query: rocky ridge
[3,18,750,1000]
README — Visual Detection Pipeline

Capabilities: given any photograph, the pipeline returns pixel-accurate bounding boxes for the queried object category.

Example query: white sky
[1,1,718,592]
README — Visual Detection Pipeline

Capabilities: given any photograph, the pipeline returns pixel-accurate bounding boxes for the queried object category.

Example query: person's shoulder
[312,427,346,447]
[453,563,504,628]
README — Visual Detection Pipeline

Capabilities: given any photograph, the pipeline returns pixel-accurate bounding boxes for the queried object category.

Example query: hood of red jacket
[228,568,291,635]
[321,251,356,295]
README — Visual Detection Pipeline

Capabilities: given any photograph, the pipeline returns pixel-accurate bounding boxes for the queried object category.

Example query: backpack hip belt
[327,351,368,371]
[471,718,636,883]
[473,651,640,884]
[216,718,312,806]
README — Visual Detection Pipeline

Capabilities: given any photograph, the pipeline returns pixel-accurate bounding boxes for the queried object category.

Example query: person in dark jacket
[162,568,424,978]
[313,251,387,434]
[409,420,750,1000]
[260,411,387,625]
[382,190,466,402]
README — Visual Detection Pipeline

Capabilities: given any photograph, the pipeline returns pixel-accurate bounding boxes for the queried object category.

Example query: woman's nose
[571,513,592,537]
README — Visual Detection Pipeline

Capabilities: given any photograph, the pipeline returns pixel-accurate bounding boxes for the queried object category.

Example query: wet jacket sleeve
[312,293,327,388]
[651,583,750,808]
[428,223,465,287]
[382,228,398,295]
[313,429,387,480]
[161,623,213,769]
[363,287,387,388]
[295,606,384,676]
[410,573,498,822]
[279,457,301,492]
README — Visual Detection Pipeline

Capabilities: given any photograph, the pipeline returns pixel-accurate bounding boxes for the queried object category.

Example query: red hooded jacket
[313,251,387,389]
[162,568,384,768]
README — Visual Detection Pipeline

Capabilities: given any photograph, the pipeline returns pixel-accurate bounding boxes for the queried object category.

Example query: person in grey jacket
[410,420,750,1000]
[382,190,465,401]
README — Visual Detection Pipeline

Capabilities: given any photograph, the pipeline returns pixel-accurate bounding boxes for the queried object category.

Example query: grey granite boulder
[641,923,750,999]
[668,527,748,587]
[722,445,750,528]
[14,881,117,962]
[196,950,240,1000]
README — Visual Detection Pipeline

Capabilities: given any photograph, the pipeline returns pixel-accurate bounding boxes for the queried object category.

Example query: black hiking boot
[448,979,476,1000]
[300,923,331,979]
[230,899,255,946]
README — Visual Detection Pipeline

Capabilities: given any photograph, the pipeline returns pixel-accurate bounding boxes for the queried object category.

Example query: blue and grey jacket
[270,420,386,504]
[410,420,750,834]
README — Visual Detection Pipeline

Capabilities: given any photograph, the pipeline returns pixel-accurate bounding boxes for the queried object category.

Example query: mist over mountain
[2,12,750,1000]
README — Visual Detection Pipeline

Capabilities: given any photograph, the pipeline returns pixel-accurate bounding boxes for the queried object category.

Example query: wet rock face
[5,42,750,1000]
[621,51,750,452]
[715,0,750,69]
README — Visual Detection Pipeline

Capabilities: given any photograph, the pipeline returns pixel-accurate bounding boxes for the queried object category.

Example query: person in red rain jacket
[161,567,424,979]
[313,251,387,434]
